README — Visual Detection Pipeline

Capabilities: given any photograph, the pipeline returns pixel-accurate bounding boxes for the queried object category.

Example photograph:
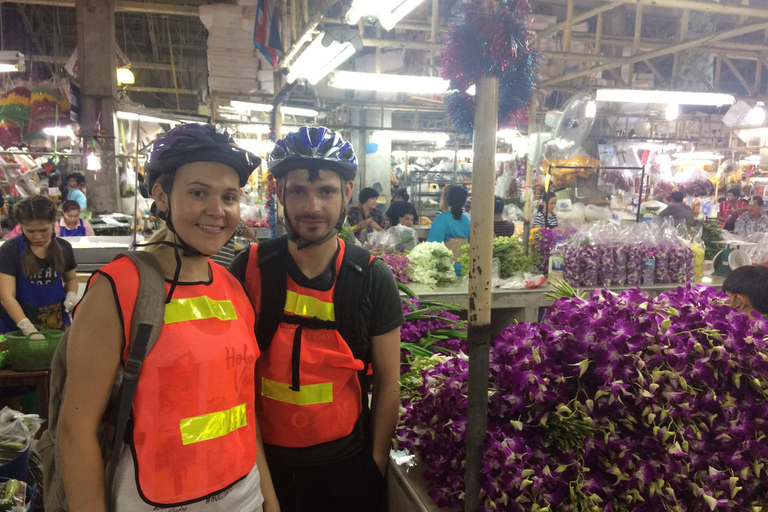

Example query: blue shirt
[67,189,87,209]
[427,211,471,243]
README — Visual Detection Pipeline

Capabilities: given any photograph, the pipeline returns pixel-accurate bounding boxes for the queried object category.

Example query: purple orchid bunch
[398,285,768,511]
[381,253,411,283]
[531,228,578,275]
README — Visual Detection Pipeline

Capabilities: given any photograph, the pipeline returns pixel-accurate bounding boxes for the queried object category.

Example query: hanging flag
[254,0,283,70]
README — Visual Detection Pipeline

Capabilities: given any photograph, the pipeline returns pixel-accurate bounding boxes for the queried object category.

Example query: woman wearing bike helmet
[230,127,403,512]
[60,124,279,512]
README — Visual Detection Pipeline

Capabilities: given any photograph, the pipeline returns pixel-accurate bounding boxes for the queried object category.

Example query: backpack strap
[255,236,289,351]
[104,251,166,509]
[334,242,375,364]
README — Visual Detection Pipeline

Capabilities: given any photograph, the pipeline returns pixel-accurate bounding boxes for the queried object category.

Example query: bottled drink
[549,241,565,282]
[643,251,656,286]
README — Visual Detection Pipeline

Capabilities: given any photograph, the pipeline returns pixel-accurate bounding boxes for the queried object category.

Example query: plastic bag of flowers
[397,284,768,511]
[406,242,457,286]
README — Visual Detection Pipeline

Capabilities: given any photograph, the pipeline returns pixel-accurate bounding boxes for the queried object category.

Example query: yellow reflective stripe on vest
[179,403,248,446]
[164,296,237,324]
[262,377,333,405]
[284,290,335,321]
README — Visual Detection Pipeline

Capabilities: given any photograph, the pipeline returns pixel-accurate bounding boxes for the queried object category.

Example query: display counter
[403,277,725,334]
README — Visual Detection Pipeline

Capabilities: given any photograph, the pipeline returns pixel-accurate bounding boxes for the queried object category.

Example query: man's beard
[291,214,334,242]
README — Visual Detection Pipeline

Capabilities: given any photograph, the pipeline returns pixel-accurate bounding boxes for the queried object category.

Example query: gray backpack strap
[104,251,166,510]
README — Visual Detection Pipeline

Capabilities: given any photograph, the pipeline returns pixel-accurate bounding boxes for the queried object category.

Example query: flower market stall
[390,283,768,512]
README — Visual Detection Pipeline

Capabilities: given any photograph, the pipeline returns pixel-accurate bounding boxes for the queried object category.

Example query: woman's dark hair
[13,195,66,278]
[393,188,409,202]
[723,265,768,315]
[670,191,685,203]
[359,187,379,205]
[727,188,741,198]
[447,186,468,220]
[494,196,505,215]
[49,173,61,188]
[61,200,81,214]
[537,192,557,214]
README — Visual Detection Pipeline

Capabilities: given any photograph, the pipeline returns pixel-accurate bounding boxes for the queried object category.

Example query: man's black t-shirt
[230,243,404,338]
[0,237,77,284]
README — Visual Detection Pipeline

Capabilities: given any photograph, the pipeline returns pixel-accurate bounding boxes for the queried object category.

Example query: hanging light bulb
[665,104,680,121]
[86,140,102,171]
[746,103,766,126]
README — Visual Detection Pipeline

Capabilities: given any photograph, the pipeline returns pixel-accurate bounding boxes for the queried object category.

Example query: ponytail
[13,195,66,278]
[446,186,468,221]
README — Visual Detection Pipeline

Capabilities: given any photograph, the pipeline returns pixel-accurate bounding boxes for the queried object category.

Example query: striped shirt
[210,222,248,268]
[533,211,558,229]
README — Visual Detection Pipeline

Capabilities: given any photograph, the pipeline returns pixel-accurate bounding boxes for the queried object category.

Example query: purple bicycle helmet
[268,126,357,180]
[146,123,260,188]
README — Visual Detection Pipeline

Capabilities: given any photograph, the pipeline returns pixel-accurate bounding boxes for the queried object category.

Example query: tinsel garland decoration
[440,0,539,135]
[266,174,277,239]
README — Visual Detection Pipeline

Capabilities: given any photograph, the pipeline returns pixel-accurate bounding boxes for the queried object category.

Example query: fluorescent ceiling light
[236,124,271,134]
[0,51,24,73]
[287,32,357,85]
[230,101,318,117]
[596,89,735,106]
[665,103,679,121]
[116,111,182,125]
[672,152,724,160]
[43,126,75,138]
[236,139,276,154]
[329,71,450,94]
[231,101,272,113]
[378,0,426,31]
[346,0,426,31]
[372,130,450,145]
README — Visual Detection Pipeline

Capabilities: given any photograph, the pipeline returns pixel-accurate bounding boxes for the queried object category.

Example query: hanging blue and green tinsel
[440,0,540,135]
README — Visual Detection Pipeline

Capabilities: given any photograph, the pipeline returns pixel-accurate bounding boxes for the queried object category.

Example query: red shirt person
[717,188,748,232]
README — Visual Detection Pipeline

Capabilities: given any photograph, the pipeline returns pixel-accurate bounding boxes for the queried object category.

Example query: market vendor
[390,201,417,227]
[65,172,87,209]
[734,196,768,237]
[533,192,558,228]
[722,265,768,320]
[494,196,516,237]
[348,187,388,242]
[717,188,748,232]
[659,191,693,226]
[55,200,95,237]
[0,195,77,335]
[428,185,470,265]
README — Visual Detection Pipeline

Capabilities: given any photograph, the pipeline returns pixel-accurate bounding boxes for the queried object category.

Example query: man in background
[734,196,768,237]
[717,188,747,232]
[659,191,693,226]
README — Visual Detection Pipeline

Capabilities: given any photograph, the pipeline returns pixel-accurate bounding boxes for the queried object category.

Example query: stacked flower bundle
[529,227,578,275]
[26,87,70,141]
[407,242,458,285]
[398,285,768,512]
[0,87,30,148]
[458,237,530,278]
[381,253,411,284]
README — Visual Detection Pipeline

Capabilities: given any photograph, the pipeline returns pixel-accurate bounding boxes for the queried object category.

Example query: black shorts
[268,451,386,512]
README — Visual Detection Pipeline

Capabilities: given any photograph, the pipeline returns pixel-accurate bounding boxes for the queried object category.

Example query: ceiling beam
[126,86,197,95]
[680,53,714,91]
[540,0,626,37]
[2,0,198,17]
[541,19,768,87]
[29,54,206,71]
[720,53,755,96]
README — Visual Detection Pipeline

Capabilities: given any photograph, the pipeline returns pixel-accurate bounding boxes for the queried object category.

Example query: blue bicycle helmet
[268,127,358,250]
[146,123,260,188]
[268,126,357,180]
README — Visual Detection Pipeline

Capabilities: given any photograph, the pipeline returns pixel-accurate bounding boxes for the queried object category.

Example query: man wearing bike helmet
[230,127,403,512]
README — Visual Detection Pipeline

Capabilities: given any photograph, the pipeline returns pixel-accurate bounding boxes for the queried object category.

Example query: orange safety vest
[94,257,259,506]
[245,239,371,448]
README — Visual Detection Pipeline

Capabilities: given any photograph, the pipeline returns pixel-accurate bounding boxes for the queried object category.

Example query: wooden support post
[721,53,755,95]
[560,0,574,76]
[755,55,762,95]
[715,54,722,88]
[672,9,689,86]
[465,0,499,510]
[430,0,439,76]
[290,0,298,46]
[523,95,537,252]
[76,0,120,214]
[595,12,603,57]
